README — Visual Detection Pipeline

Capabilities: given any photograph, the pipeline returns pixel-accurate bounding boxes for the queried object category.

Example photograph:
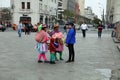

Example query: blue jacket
[66,28,76,44]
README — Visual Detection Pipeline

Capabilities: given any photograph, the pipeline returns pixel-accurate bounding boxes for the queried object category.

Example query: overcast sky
[0,0,10,7]
[85,0,107,19]
[0,0,106,19]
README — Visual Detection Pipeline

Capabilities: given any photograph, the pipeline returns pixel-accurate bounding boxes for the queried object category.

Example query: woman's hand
[65,44,68,47]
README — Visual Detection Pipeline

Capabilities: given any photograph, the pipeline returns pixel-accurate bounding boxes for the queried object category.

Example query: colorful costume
[35,25,49,63]
[49,38,56,64]
[50,30,64,61]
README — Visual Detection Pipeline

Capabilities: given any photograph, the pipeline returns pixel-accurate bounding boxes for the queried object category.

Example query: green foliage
[93,17,101,25]
[1,8,11,21]
[63,10,75,18]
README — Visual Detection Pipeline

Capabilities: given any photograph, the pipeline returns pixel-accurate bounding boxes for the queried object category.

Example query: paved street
[0,29,120,80]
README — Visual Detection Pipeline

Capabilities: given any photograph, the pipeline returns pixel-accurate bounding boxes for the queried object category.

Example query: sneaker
[38,60,43,63]
[44,61,49,63]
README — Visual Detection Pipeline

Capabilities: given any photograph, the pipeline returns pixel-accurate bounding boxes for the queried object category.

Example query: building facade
[67,0,76,12]
[78,0,85,16]
[62,0,84,16]
[10,0,58,25]
[106,0,120,23]
[57,0,63,19]
[84,7,95,20]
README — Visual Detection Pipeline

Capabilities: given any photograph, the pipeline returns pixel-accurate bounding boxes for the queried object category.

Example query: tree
[1,8,11,21]
[93,17,102,28]
[63,10,75,20]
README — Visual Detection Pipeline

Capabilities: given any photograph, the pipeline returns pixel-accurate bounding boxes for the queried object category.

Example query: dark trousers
[68,44,75,61]
[82,30,86,37]
[98,31,102,37]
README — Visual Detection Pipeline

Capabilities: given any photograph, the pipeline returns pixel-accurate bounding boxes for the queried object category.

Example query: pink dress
[56,44,64,52]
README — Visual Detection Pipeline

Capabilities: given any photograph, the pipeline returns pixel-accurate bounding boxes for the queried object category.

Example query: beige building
[78,0,85,16]
[62,0,85,16]
[106,0,120,23]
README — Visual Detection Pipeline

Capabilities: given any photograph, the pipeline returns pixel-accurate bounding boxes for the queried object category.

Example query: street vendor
[49,23,64,61]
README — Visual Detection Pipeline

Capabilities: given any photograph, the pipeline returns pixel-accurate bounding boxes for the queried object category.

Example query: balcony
[19,9,33,14]
[58,0,63,3]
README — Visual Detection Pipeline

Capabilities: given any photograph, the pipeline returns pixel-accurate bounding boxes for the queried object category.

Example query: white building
[57,0,63,19]
[78,0,85,16]
[10,0,58,25]
[84,7,95,20]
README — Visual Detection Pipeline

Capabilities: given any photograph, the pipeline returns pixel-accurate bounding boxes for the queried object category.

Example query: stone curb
[113,38,120,43]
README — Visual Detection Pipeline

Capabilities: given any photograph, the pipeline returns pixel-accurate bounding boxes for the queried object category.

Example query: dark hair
[42,27,46,30]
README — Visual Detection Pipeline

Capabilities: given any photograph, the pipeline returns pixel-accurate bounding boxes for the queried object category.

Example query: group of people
[80,22,103,38]
[17,21,33,37]
[17,20,103,64]
[35,22,76,64]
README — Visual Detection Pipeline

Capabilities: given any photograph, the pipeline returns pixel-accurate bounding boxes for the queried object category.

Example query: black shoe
[60,58,64,61]
[55,58,59,61]
[71,60,74,62]
[38,60,43,63]
[44,61,49,63]
[65,60,71,63]
[50,61,56,64]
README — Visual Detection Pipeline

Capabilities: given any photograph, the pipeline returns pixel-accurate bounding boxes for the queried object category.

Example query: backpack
[35,32,43,42]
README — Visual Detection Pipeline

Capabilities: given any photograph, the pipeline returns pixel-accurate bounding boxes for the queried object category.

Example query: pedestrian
[38,23,42,32]
[80,22,88,38]
[35,24,50,63]
[17,21,22,37]
[49,38,56,64]
[63,24,67,34]
[97,22,103,38]
[65,22,76,63]
[49,23,64,61]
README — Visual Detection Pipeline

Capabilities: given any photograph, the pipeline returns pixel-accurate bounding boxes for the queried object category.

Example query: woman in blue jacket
[65,22,76,63]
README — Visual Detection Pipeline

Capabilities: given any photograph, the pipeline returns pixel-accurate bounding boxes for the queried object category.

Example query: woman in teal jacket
[65,22,76,63]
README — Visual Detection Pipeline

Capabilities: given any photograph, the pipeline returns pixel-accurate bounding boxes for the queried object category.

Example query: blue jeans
[18,29,22,37]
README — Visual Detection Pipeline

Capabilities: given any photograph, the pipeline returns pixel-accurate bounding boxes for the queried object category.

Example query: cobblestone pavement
[0,29,120,80]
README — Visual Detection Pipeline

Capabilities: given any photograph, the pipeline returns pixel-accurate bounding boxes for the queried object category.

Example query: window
[39,3,42,10]
[21,2,25,9]
[27,2,30,9]
[44,5,47,11]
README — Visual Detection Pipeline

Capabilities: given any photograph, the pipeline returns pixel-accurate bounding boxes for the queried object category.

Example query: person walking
[17,21,22,37]
[97,22,103,38]
[65,22,76,63]
[80,22,88,38]
[63,24,67,34]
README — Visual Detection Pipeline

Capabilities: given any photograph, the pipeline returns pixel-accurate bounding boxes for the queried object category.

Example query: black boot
[38,60,43,63]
